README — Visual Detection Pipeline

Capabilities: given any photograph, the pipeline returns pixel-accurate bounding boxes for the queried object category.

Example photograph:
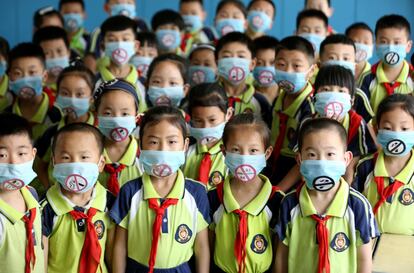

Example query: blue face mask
[300,160,346,191]
[98,116,136,142]
[130,56,153,79]
[355,43,373,63]
[189,122,226,145]
[110,3,136,18]
[46,56,70,77]
[215,18,245,37]
[253,66,276,87]
[274,68,308,94]
[0,160,36,191]
[55,96,90,118]
[182,15,203,33]
[156,29,181,52]
[377,129,414,157]
[0,60,6,77]
[105,41,136,66]
[376,44,407,67]
[323,60,356,75]
[218,58,250,86]
[314,92,352,119]
[63,13,84,32]
[10,76,43,98]
[140,150,185,177]
[53,162,99,193]
[189,65,216,86]
[247,10,272,33]
[225,152,266,182]
[147,86,185,107]
[299,33,324,54]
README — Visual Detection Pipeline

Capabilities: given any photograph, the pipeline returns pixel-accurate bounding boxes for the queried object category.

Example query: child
[345,22,375,87]
[183,83,232,190]
[296,9,328,58]
[209,113,284,273]
[275,118,377,273]
[304,0,335,34]
[354,94,414,235]
[360,14,413,115]
[151,9,186,55]
[33,6,64,31]
[188,43,217,86]
[130,32,158,83]
[41,123,114,273]
[0,36,12,112]
[6,42,62,141]
[246,0,276,40]
[59,0,90,57]
[214,0,247,38]
[253,35,279,104]
[110,106,210,273]
[0,113,44,273]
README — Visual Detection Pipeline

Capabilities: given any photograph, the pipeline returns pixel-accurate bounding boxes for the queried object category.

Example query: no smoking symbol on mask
[229,67,245,82]
[252,15,264,28]
[1,179,24,191]
[65,174,88,192]
[258,70,274,85]
[278,80,295,92]
[192,70,206,84]
[19,87,36,99]
[110,127,129,142]
[385,51,400,65]
[235,164,256,182]
[162,34,176,47]
[152,164,173,177]
[112,48,128,64]
[355,49,367,63]
[387,139,406,155]
[313,176,335,191]
[324,102,344,117]
[221,25,235,36]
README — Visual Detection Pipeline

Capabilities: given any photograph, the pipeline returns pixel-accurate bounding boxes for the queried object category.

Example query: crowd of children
[0,0,413,272]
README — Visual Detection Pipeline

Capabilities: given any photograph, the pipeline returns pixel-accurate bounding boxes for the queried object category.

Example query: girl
[110,106,210,273]
[354,94,414,235]
[208,113,284,273]
[188,43,217,86]
[183,82,232,190]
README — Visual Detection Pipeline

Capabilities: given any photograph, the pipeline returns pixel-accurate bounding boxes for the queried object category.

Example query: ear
[32,147,37,158]
[344,151,353,168]
[201,11,207,21]
[134,40,140,54]
[250,57,257,72]
[295,153,302,166]
[220,144,226,156]
[264,146,273,160]
[225,107,233,121]
[98,155,106,172]
[136,112,144,123]
[305,64,315,81]
[183,137,190,152]
[243,18,248,30]
[406,40,413,53]
[42,70,48,83]
[183,83,190,96]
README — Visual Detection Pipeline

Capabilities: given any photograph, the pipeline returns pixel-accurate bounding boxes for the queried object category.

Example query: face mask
[140,150,185,177]
[300,160,346,191]
[98,116,136,142]
[189,65,216,86]
[189,122,226,145]
[247,10,272,33]
[182,15,203,33]
[110,3,136,18]
[46,56,70,77]
[377,129,414,157]
[323,60,356,75]
[105,41,136,66]
[53,162,99,193]
[0,60,6,77]
[215,18,245,37]
[376,44,407,67]
[156,29,181,51]
[355,43,373,63]
[253,66,276,87]
[10,76,43,98]
[218,58,250,86]
[147,86,185,107]
[63,13,84,32]
[274,68,308,94]
[225,152,266,182]
[314,92,352,119]
[130,56,153,78]
[55,96,90,118]
[299,33,324,54]
[0,160,36,191]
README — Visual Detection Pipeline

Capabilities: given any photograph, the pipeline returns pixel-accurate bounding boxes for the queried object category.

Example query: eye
[169,140,178,144]
[61,155,70,160]
[208,118,216,123]
[103,111,112,116]
[18,152,27,156]
[81,156,90,160]
[307,152,316,158]
[327,152,336,157]
[0,153,7,158]
[250,148,259,153]
[230,147,240,153]
[122,112,130,116]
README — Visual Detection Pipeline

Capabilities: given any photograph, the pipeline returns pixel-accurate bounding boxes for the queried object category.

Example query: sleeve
[355,79,375,123]
[41,201,57,237]
[194,185,211,232]
[109,180,140,229]
[268,190,285,229]
[352,157,374,193]
[358,120,377,156]
[275,194,297,246]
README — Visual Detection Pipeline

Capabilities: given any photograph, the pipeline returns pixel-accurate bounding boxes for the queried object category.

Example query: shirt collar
[377,61,409,84]
[0,75,8,96]
[13,92,49,124]
[58,111,95,130]
[374,149,414,184]
[142,169,186,200]
[275,82,313,117]
[0,187,39,224]
[100,64,138,85]
[196,140,223,155]
[103,137,138,166]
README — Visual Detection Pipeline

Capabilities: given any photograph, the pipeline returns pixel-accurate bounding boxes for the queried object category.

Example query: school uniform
[109,170,210,273]
[208,175,284,273]
[180,27,215,55]
[276,179,378,273]
[0,187,44,273]
[356,61,372,88]
[0,75,13,112]
[69,28,90,58]
[354,87,375,123]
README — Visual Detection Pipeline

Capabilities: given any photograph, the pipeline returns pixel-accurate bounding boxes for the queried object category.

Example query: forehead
[225,125,266,145]
[299,17,326,28]
[276,49,310,62]
[0,133,32,147]
[220,42,250,53]
[323,43,355,54]
[218,3,244,14]
[100,90,136,105]
[306,0,329,8]
[108,0,135,4]
[376,27,410,39]
[191,48,215,59]
[105,28,135,38]
[10,57,44,69]
[143,119,184,137]
[302,128,345,148]
[256,48,276,59]
[348,28,373,39]
[40,39,67,49]
[249,0,274,12]
[151,61,182,76]
[55,131,100,152]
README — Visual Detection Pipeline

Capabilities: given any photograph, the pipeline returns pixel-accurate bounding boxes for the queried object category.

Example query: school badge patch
[94,220,105,240]
[209,171,224,187]
[175,224,192,244]
[399,188,414,206]
[250,234,268,254]
[330,232,350,252]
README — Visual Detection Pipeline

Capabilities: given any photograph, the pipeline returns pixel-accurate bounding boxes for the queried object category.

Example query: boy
[246,0,276,40]
[296,9,328,58]
[0,113,44,273]
[130,32,158,83]
[214,0,247,38]
[33,6,64,32]
[6,43,62,141]
[188,43,217,86]
[41,123,114,273]
[304,0,335,34]
[0,37,12,112]
[274,118,377,273]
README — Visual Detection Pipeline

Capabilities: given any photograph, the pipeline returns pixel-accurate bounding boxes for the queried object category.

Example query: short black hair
[375,14,411,37]
[8,43,46,70]
[151,9,185,31]
[180,0,204,7]
[188,82,228,115]
[253,35,279,57]
[57,61,96,95]
[33,26,70,49]
[216,0,247,18]
[215,32,254,59]
[319,34,356,57]
[137,32,157,48]
[304,0,331,7]
[52,123,105,154]
[247,0,276,18]
[0,113,33,144]
[101,15,138,39]
[59,0,85,10]
[0,36,10,60]
[345,22,374,37]
[314,65,356,97]
[276,36,315,64]
[296,9,328,30]
[376,94,414,125]
[33,6,64,29]
[146,53,189,87]
[298,118,347,151]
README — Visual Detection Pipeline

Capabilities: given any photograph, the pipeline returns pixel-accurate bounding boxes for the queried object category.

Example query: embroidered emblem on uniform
[330,232,350,252]
[250,234,268,254]
[94,220,105,240]
[399,188,414,206]
[243,108,254,114]
[209,171,224,187]
[175,224,192,244]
